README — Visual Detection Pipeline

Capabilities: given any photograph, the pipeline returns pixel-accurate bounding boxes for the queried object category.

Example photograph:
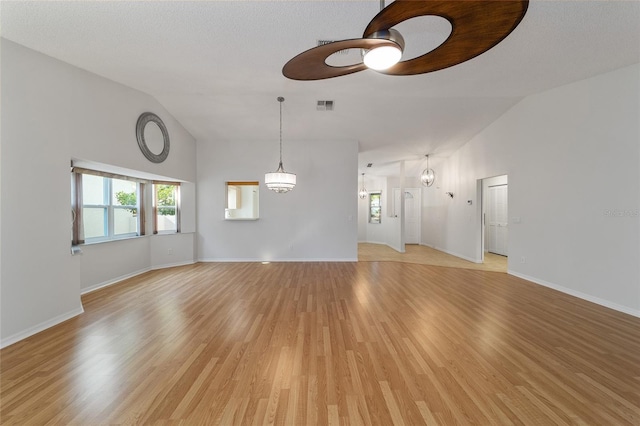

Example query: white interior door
[487,184,508,256]
[393,188,421,244]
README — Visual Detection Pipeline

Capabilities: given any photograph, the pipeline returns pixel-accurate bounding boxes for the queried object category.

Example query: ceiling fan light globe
[362,29,405,71]
[363,45,402,70]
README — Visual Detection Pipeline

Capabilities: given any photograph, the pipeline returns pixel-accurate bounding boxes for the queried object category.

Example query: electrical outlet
[520,256,526,264]
[168,248,173,255]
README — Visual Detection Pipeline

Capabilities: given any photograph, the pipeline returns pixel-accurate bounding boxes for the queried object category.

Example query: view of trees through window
[82,175,138,240]
[155,184,178,233]
[369,192,381,224]
[76,172,180,242]
[114,185,176,216]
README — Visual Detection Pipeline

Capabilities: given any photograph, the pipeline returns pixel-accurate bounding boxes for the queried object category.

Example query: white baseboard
[198,258,358,263]
[81,260,196,295]
[508,270,640,318]
[150,260,196,270]
[434,246,481,264]
[1,306,85,349]
[81,267,152,295]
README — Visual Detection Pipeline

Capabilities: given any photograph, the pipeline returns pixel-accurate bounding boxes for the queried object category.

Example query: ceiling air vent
[317,40,349,55]
[316,100,334,111]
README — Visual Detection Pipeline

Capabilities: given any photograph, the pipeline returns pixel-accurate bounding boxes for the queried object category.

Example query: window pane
[83,207,107,238]
[157,207,176,232]
[156,185,176,208]
[113,179,137,206]
[155,184,178,233]
[369,193,381,224]
[82,175,106,205]
[114,207,138,235]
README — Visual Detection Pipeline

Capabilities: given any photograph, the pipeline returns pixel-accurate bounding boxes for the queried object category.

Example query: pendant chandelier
[358,173,368,199]
[420,154,435,187]
[265,97,296,193]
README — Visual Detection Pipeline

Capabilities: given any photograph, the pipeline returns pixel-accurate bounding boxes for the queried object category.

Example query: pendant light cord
[278,96,284,166]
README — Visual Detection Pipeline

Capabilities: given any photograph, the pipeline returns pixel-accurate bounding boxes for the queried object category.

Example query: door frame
[476,175,509,264]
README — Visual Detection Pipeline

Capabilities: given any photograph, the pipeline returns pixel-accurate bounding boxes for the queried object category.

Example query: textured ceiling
[2,1,639,176]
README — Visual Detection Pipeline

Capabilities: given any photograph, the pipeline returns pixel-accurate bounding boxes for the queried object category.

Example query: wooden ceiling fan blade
[363,0,529,76]
[282,38,397,81]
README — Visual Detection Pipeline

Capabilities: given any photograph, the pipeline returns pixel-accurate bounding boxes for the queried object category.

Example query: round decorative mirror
[136,112,170,163]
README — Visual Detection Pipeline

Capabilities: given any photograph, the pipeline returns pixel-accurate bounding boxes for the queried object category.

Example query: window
[154,183,180,234]
[369,192,381,224]
[72,166,181,245]
[81,174,140,242]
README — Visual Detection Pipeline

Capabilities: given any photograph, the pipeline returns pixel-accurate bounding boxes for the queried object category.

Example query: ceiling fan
[283,0,529,81]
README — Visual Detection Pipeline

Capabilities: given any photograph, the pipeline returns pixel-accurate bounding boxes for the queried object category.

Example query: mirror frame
[136,112,170,163]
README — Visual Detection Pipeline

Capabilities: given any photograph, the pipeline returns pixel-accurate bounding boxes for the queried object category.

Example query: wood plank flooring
[1,261,639,425]
[358,243,507,272]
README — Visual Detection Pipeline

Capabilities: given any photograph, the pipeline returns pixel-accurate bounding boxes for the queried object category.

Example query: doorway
[487,185,508,255]
[482,175,508,258]
[393,188,421,244]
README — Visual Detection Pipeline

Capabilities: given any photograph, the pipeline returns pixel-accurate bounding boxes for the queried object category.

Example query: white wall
[0,40,197,346]
[197,139,358,261]
[422,63,640,315]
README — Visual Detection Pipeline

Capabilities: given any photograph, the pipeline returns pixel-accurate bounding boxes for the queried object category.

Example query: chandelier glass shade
[265,97,296,193]
[421,154,435,187]
[358,173,368,199]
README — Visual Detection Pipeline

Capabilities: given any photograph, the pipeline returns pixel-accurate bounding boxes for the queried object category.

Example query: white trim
[359,241,407,255]
[363,241,388,246]
[433,246,482,264]
[508,270,640,318]
[151,260,196,270]
[198,258,358,263]
[81,267,151,295]
[81,260,196,295]
[1,306,85,349]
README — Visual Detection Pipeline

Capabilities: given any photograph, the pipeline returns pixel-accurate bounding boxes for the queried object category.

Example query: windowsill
[72,232,195,254]
[154,231,179,236]
[80,234,145,246]
[71,234,143,255]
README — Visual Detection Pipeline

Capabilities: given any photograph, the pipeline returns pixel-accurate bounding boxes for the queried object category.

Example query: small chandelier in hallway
[358,173,368,199]
[420,154,435,187]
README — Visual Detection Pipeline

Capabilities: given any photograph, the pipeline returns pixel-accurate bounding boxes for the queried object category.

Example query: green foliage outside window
[115,191,138,215]
[115,185,176,216]
[156,185,176,216]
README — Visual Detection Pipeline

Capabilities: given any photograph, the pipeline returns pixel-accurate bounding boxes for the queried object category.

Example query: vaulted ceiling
[2,1,639,176]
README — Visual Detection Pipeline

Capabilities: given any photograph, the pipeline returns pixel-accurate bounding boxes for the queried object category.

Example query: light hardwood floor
[358,243,507,272]
[1,261,639,424]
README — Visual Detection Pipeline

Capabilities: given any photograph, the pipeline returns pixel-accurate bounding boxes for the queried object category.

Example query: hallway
[358,243,507,273]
